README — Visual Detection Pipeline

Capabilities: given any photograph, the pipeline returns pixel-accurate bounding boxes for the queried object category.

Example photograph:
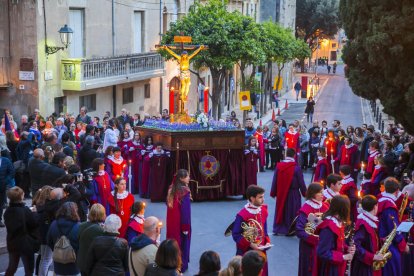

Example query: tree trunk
[210,68,226,120]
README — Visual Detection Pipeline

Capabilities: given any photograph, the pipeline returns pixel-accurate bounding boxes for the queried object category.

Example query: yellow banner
[273,77,283,91]
[239,91,252,111]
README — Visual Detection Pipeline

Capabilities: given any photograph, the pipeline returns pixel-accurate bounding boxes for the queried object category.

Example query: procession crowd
[242,117,414,276]
[1,104,414,276]
[0,107,265,276]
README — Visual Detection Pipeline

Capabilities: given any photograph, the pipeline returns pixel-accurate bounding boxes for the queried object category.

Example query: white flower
[203,122,208,127]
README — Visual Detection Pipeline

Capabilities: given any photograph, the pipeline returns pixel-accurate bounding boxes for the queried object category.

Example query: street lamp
[45,24,73,55]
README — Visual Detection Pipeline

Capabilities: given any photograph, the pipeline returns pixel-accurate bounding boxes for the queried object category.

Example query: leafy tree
[340,0,414,133]
[296,0,340,70]
[160,0,260,119]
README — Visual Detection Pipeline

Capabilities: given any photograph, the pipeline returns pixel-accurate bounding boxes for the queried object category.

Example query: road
[0,66,368,276]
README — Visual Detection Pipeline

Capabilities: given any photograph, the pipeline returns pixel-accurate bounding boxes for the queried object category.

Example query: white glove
[149,153,153,158]
[129,147,134,152]
[140,150,146,156]
[331,160,335,164]
[244,149,250,155]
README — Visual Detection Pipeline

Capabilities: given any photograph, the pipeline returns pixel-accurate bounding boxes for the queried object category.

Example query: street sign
[239,91,252,111]
[255,72,262,82]
[19,71,35,81]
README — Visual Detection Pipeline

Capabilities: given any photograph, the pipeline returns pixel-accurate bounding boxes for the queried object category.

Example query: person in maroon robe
[366,141,380,174]
[339,165,358,222]
[245,136,259,186]
[129,132,144,194]
[149,143,171,202]
[314,195,355,276]
[314,147,330,184]
[351,195,384,276]
[166,169,192,273]
[377,178,409,276]
[333,136,359,180]
[139,136,154,198]
[91,158,114,215]
[232,185,271,276]
[270,148,307,235]
[117,130,133,160]
[370,155,388,196]
[324,129,338,173]
[323,174,342,204]
[254,127,265,172]
[296,183,329,276]
[107,177,135,238]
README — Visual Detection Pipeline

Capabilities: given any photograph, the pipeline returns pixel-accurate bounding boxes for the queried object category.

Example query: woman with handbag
[4,186,40,276]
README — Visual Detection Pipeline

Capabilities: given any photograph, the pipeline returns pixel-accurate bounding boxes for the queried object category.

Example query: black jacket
[86,232,129,276]
[41,163,66,188]
[78,144,99,171]
[4,202,39,254]
[144,264,180,276]
[28,158,49,194]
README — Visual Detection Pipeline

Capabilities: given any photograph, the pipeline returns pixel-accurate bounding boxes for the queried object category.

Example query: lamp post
[314,29,320,77]
[45,24,73,55]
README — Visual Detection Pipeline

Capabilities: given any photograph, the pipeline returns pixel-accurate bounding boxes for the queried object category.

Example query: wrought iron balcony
[61,52,165,91]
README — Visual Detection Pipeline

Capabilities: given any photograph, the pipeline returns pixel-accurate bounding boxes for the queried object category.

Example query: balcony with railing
[61,52,165,91]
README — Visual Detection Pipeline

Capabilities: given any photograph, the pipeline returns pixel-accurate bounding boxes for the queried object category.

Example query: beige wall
[35,0,168,117]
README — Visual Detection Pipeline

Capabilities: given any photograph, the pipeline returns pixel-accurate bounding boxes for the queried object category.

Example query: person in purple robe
[270,148,307,235]
[296,183,329,276]
[139,136,154,198]
[90,158,114,215]
[314,195,355,276]
[129,132,144,194]
[245,136,259,186]
[232,185,271,276]
[377,177,409,276]
[166,169,191,273]
[149,143,171,202]
[351,195,384,276]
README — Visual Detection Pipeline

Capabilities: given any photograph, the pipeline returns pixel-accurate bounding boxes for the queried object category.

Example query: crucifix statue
[157,35,207,113]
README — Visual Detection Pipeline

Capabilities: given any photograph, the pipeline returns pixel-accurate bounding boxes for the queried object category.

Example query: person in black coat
[4,187,39,276]
[28,149,49,195]
[16,132,34,197]
[86,214,129,276]
[78,136,99,171]
[0,152,15,227]
[41,152,66,188]
[304,97,315,123]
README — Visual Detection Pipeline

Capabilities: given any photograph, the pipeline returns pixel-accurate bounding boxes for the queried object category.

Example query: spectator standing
[294,81,302,101]
[18,115,29,134]
[78,136,99,171]
[76,106,92,125]
[219,256,242,276]
[41,152,66,188]
[144,239,182,276]
[4,187,39,276]
[46,202,80,276]
[5,130,19,162]
[0,151,15,221]
[103,119,118,152]
[0,135,12,161]
[196,251,221,276]
[304,97,315,123]
[85,214,129,276]
[117,108,133,127]
[77,204,106,276]
[129,216,161,276]
[28,149,49,195]
[241,251,265,276]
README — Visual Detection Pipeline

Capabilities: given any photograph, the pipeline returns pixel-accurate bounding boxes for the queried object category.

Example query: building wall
[35,0,167,118]
[0,0,38,118]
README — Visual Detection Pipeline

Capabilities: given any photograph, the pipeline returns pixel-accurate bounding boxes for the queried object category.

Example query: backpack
[52,223,76,264]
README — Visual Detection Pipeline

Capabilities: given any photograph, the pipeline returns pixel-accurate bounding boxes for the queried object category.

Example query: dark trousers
[301,152,309,169]
[269,148,282,169]
[6,251,34,276]
[265,149,271,168]
[0,190,6,222]
[16,171,31,197]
